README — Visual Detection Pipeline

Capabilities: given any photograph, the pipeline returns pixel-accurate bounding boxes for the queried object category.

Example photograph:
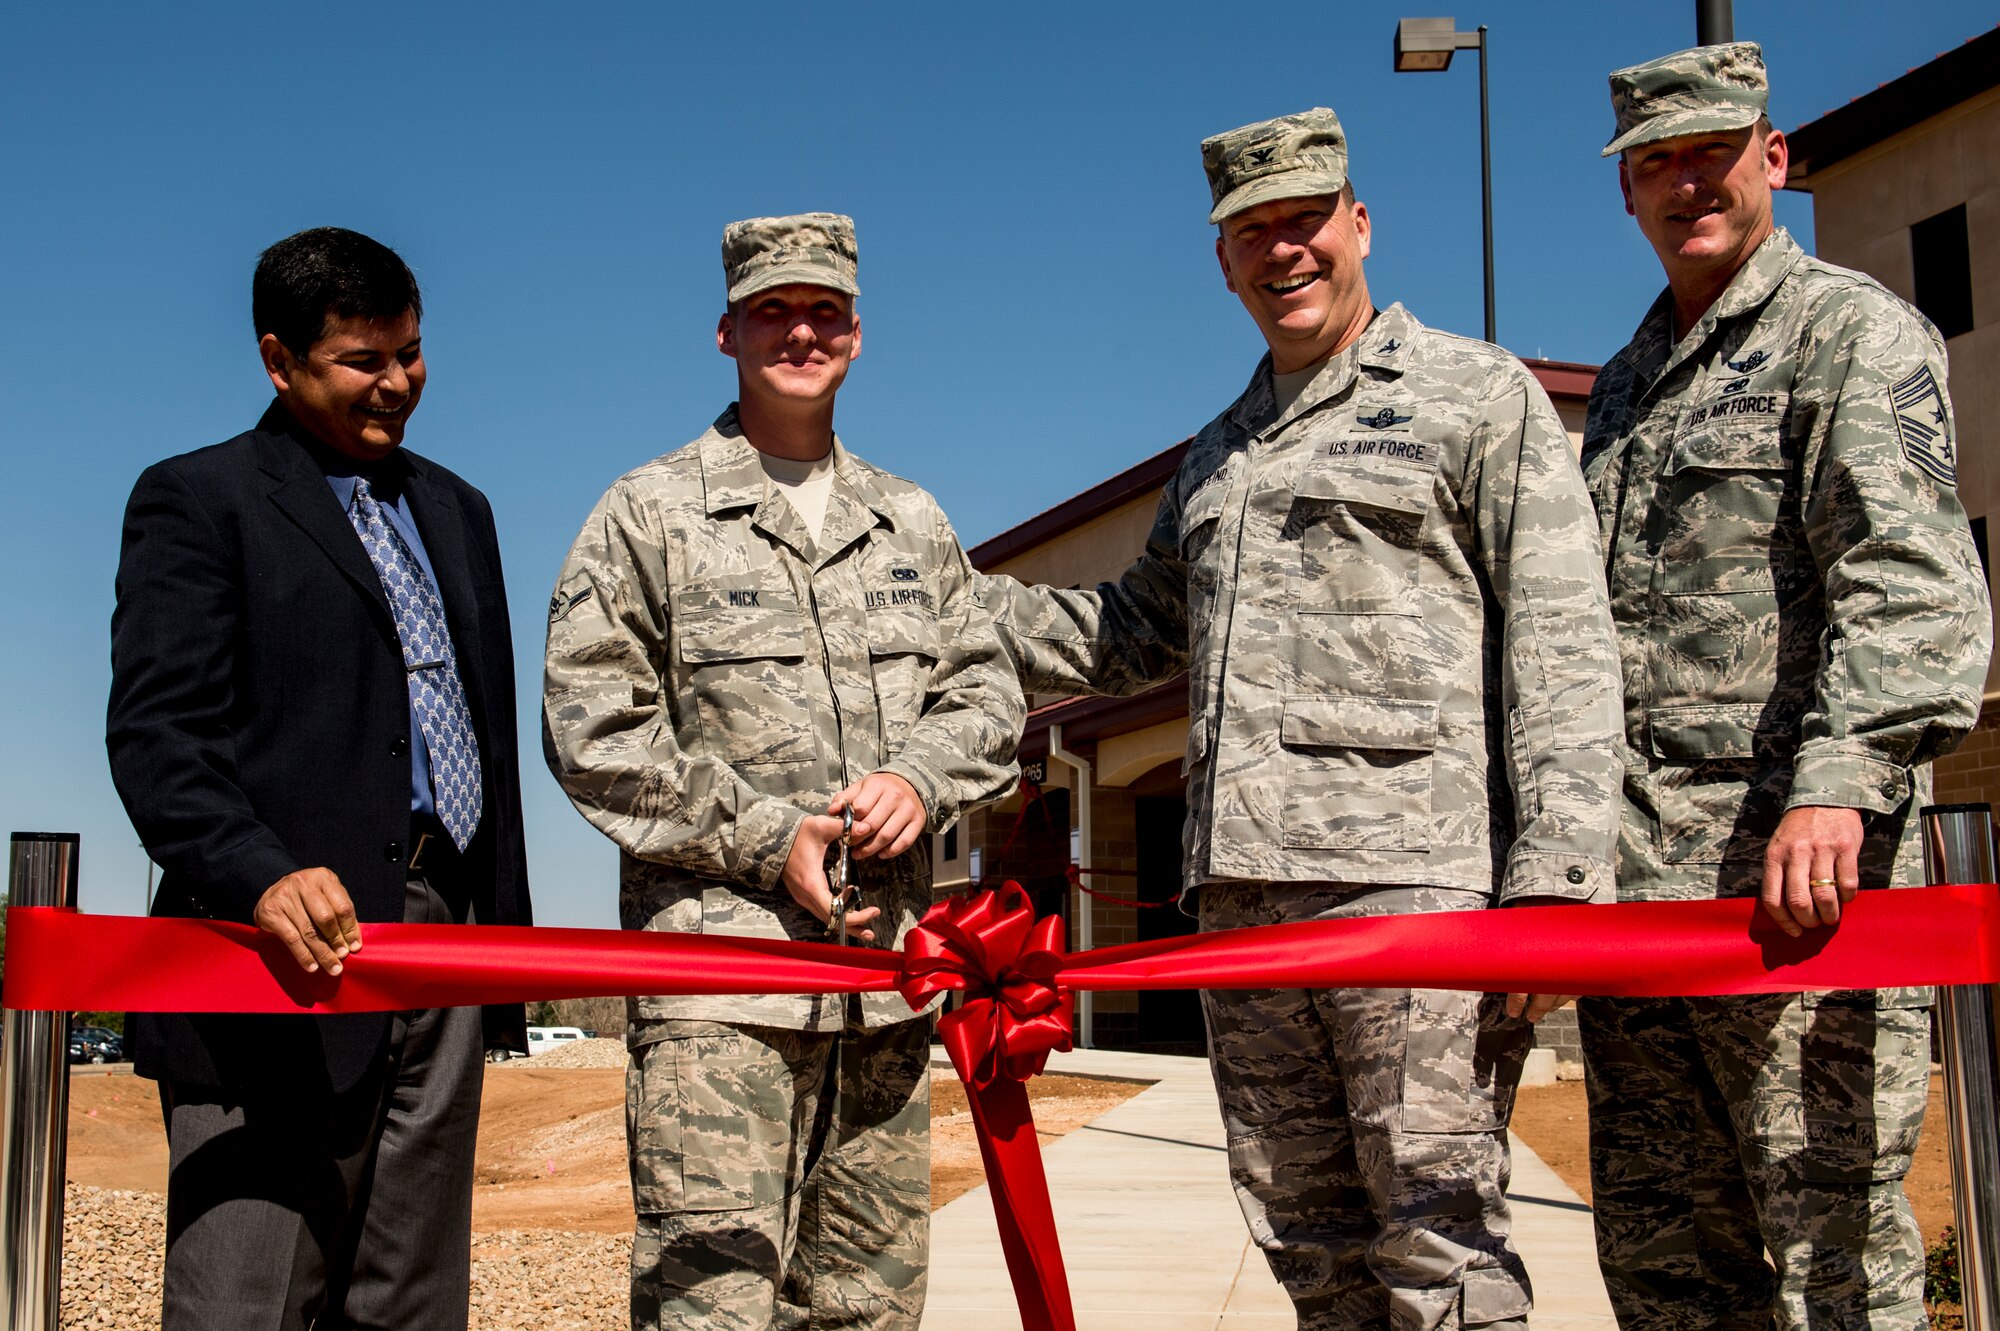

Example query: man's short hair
[253,227,422,356]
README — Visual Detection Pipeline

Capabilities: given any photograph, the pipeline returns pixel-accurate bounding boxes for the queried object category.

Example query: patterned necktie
[347,476,484,851]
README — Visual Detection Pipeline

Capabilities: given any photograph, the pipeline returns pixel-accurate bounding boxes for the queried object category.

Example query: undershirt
[757,449,837,541]
[1271,360,1328,420]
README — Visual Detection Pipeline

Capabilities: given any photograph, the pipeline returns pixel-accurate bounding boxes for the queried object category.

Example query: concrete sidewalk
[922,1049,1615,1331]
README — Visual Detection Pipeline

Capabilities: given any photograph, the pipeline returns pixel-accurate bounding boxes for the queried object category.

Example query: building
[934,361,1599,1055]
[1783,24,2000,806]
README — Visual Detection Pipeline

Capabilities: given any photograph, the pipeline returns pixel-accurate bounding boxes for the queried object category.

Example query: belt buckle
[830,807,854,946]
[409,831,432,873]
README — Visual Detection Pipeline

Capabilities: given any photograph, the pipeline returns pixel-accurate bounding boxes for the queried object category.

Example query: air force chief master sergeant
[1578,43,1991,1329]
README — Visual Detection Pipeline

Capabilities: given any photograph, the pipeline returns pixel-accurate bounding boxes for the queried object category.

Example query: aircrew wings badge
[1889,364,1955,487]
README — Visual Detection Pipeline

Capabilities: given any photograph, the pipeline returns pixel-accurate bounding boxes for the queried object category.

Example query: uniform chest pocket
[1179,477,1230,563]
[1289,455,1431,615]
[866,607,941,740]
[1660,403,1799,597]
[675,587,818,767]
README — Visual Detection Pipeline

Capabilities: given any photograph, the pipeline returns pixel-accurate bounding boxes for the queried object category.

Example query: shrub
[1928,1226,1962,1305]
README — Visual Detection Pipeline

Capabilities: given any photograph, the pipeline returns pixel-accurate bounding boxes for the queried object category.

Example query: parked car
[68,1026,123,1065]
[524,1026,587,1057]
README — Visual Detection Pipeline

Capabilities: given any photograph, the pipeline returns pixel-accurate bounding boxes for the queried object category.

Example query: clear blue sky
[3,2,1991,926]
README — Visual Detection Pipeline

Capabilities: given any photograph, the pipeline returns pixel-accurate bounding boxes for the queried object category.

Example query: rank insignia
[1889,364,1955,486]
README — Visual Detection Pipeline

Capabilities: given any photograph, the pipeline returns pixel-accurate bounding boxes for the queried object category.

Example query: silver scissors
[830,806,854,946]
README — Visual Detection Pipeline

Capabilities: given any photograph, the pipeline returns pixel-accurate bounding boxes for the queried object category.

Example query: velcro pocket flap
[1647,703,1767,761]
[1180,477,1230,545]
[867,611,938,659]
[675,588,807,663]
[1281,695,1438,751]
[1293,459,1431,514]
[1666,418,1787,475]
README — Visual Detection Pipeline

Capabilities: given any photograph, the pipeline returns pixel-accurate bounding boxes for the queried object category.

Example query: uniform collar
[1229,303,1420,436]
[1641,228,1804,387]
[696,405,895,561]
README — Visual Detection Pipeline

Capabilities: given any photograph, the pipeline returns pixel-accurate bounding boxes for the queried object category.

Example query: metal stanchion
[1922,803,2000,1328]
[0,832,78,1331]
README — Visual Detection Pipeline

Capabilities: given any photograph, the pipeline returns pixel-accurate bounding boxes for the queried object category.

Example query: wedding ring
[1808,877,1837,888]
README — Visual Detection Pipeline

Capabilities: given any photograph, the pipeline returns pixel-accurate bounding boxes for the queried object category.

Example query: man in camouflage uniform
[543,213,1023,1330]
[1578,44,1991,1329]
[981,109,1623,1330]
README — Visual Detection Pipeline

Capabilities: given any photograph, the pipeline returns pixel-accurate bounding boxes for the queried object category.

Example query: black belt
[407,815,462,875]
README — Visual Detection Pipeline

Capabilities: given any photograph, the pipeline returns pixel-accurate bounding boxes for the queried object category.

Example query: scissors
[830,806,854,946]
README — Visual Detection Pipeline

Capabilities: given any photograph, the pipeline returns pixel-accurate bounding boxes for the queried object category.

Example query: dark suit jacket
[108,402,531,1093]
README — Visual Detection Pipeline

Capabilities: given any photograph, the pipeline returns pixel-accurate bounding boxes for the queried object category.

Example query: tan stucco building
[1784,24,2000,809]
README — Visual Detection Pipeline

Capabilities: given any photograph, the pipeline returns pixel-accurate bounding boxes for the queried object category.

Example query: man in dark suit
[107,226,531,1331]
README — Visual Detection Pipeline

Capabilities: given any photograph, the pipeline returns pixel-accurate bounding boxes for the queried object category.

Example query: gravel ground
[60,1185,634,1330]
[495,1038,628,1070]
[61,1185,162,1329]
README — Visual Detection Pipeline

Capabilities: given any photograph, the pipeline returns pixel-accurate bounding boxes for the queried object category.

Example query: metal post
[1476,25,1495,345]
[1696,0,1734,45]
[1047,725,1094,1049]
[1922,803,2000,1327]
[1,832,79,1330]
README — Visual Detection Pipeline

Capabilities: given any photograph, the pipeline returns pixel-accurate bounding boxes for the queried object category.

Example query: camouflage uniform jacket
[1582,229,1990,901]
[544,408,1023,1029]
[988,304,1622,902]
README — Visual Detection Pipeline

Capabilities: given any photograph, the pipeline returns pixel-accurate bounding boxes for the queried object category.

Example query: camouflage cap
[1201,108,1348,225]
[721,212,860,302]
[1602,42,1768,157]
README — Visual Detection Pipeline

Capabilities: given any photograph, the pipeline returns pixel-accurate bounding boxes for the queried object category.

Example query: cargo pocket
[1648,704,1788,865]
[626,1028,808,1215]
[1774,996,1929,1185]
[675,587,817,767]
[1279,694,1436,850]
[1401,990,1529,1134]
[1289,457,1431,615]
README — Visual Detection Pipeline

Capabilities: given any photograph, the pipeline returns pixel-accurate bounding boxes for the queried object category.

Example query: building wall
[986,494,1160,596]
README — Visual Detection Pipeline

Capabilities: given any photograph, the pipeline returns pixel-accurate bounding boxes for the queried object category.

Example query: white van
[525,1025,587,1056]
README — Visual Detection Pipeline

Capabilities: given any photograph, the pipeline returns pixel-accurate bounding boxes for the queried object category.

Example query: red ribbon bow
[900,885,1079,1331]
[901,882,1074,1089]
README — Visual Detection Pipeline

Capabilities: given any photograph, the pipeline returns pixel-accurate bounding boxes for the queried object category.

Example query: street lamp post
[1393,17,1495,345]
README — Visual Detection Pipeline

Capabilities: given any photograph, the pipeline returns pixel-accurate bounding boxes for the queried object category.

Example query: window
[1911,204,1974,340]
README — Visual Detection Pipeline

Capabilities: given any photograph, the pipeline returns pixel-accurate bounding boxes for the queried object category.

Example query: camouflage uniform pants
[625,1009,931,1331]
[1577,993,1930,1330]
[1198,882,1535,1331]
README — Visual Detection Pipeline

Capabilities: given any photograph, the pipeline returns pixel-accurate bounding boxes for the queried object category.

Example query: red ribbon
[8,883,2000,1331]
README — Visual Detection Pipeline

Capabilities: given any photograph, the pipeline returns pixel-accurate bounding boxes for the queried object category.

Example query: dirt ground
[1509,1071,1955,1246]
[63,1064,1148,1227]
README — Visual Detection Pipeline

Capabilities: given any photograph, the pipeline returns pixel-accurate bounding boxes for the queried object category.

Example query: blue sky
[3,2,1991,926]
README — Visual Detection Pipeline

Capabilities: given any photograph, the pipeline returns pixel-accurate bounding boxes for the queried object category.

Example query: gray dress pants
[157,873,486,1331]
